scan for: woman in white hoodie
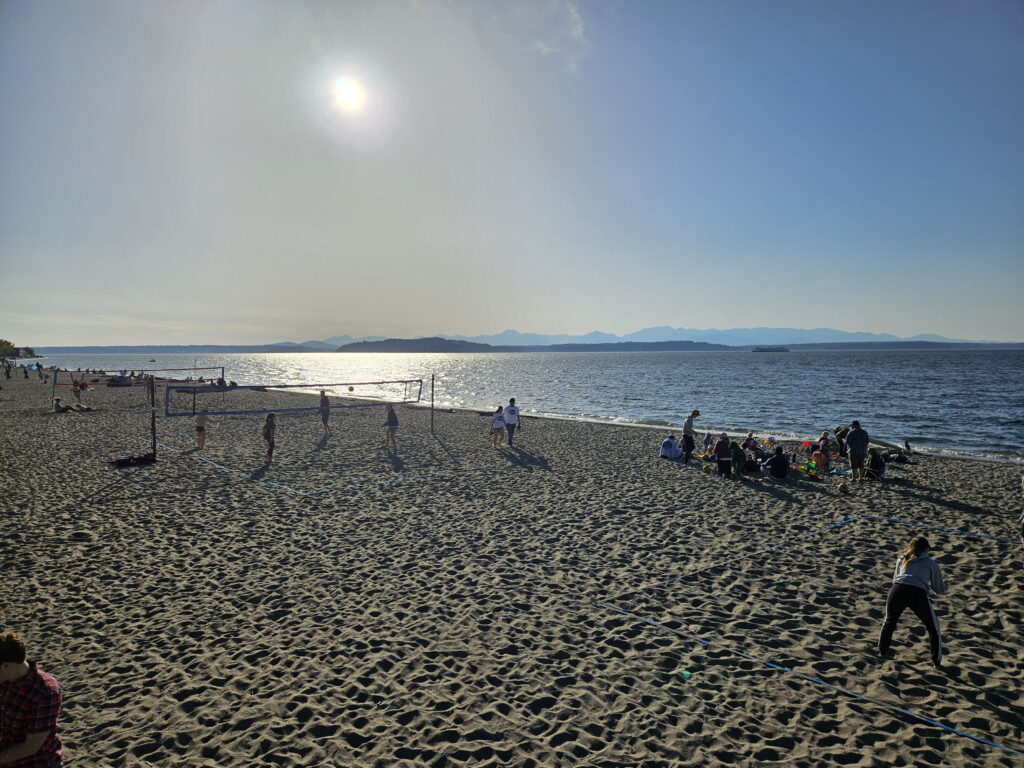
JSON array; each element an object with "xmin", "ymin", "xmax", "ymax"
[{"xmin": 878, "ymin": 536, "xmax": 946, "ymax": 667}]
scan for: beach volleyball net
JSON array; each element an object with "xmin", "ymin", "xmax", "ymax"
[
  {"xmin": 52, "ymin": 366, "xmax": 226, "ymax": 388},
  {"xmin": 163, "ymin": 378, "xmax": 423, "ymax": 418}
]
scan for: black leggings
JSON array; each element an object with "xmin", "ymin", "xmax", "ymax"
[
  {"xmin": 717, "ymin": 459, "xmax": 732, "ymax": 478},
  {"xmin": 878, "ymin": 583, "xmax": 942, "ymax": 664}
]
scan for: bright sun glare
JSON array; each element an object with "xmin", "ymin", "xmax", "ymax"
[{"xmin": 332, "ymin": 76, "xmax": 368, "ymax": 114}]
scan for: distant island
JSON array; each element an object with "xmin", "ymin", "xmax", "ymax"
[{"xmin": 752, "ymin": 346, "xmax": 790, "ymax": 352}]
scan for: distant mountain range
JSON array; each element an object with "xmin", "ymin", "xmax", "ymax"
[
  {"xmin": 443, "ymin": 327, "xmax": 991, "ymax": 347},
  {"xmin": 35, "ymin": 327, "xmax": 1020, "ymax": 355}
]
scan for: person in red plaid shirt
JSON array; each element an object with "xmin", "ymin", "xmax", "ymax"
[{"xmin": 0, "ymin": 633, "xmax": 62, "ymax": 767}]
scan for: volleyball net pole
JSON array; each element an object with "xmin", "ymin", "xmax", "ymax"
[
  {"xmin": 430, "ymin": 374, "xmax": 435, "ymax": 437},
  {"xmin": 148, "ymin": 377, "xmax": 157, "ymax": 459}
]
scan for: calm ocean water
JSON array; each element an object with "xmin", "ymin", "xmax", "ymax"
[{"xmin": 37, "ymin": 349, "xmax": 1024, "ymax": 462}]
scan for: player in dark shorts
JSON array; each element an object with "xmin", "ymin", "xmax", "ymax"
[
  {"xmin": 319, "ymin": 391, "xmax": 331, "ymax": 436},
  {"xmin": 263, "ymin": 413, "xmax": 276, "ymax": 461}
]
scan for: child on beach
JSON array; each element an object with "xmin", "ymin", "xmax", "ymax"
[
  {"xmin": 490, "ymin": 406, "xmax": 506, "ymax": 448},
  {"xmin": 878, "ymin": 536, "xmax": 946, "ymax": 667},
  {"xmin": 262, "ymin": 413, "xmax": 276, "ymax": 462},
  {"xmin": 817, "ymin": 431, "xmax": 832, "ymax": 470},
  {"xmin": 384, "ymin": 404, "xmax": 398, "ymax": 452}
]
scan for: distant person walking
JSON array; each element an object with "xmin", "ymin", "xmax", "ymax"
[
  {"xmin": 262, "ymin": 413, "xmax": 276, "ymax": 462},
  {"xmin": 504, "ymin": 398, "xmax": 520, "ymax": 447},
  {"xmin": 490, "ymin": 406, "xmax": 506, "ymax": 449},
  {"xmin": 384, "ymin": 404, "xmax": 399, "ymax": 452},
  {"xmin": 682, "ymin": 410, "xmax": 699, "ymax": 464},
  {"xmin": 319, "ymin": 391, "xmax": 331, "ymax": 436},
  {"xmin": 0, "ymin": 631, "xmax": 64, "ymax": 767},
  {"xmin": 846, "ymin": 420, "xmax": 869, "ymax": 481},
  {"xmin": 878, "ymin": 536, "xmax": 946, "ymax": 667}
]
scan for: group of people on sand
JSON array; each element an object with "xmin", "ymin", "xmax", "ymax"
[
  {"xmin": 488, "ymin": 398, "xmax": 521, "ymax": 449},
  {"xmin": 661, "ymin": 410, "xmax": 893, "ymax": 485}
]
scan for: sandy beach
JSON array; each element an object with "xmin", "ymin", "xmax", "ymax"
[{"xmin": 2, "ymin": 376, "xmax": 1022, "ymax": 767}]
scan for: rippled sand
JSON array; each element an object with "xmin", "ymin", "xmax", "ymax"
[{"xmin": 2, "ymin": 377, "xmax": 1021, "ymax": 767}]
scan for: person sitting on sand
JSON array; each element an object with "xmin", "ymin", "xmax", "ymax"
[
  {"xmin": 741, "ymin": 432, "xmax": 757, "ymax": 451},
  {"xmin": 864, "ymin": 447, "xmax": 886, "ymax": 481},
  {"xmin": 803, "ymin": 450, "xmax": 827, "ymax": 480},
  {"xmin": 660, "ymin": 435, "xmax": 682, "ymax": 461},
  {"xmin": 834, "ymin": 424, "xmax": 850, "ymax": 459},
  {"xmin": 713, "ymin": 433, "xmax": 732, "ymax": 478},
  {"xmin": 262, "ymin": 413, "xmax": 276, "ymax": 462},
  {"xmin": 730, "ymin": 440, "xmax": 746, "ymax": 479},
  {"xmin": 52, "ymin": 398, "xmax": 73, "ymax": 413},
  {"xmin": 0, "ymin": 631, "xmax": 64, "ymax": 767},
  {"xmin": 490, "ymin": 406, "xmax": 506, "ymax": 449},
  {"xmin": 195, "ymin": 410, "xmax": 217, "ymax": 449},
  {"xmin": 702, "ymin": 431, "xmax": 715, "ymax": 453},
  {"xmin": 761, "ymin": 446, "xmax": 789, "ymax": 481},
  {"xmin": 817, "ymin": 431, "xmax": 832, "ymax": 469},
  {"xmin": 384, "ymin": 404, "xmax": 398, "ymax": 452},
  {"xmin": 878, "ymin": 536, "xmax": 946, "ymax": 667}
]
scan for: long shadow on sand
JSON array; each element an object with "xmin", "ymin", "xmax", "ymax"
[
  {"xmin": 502, "ymin": 446, "xmax": 551, "ymax": 471},
  {"xmin": 249, "ymin": 463, "xmax": 271, "ymax": 480},
  {"xmin": 883, "ymin": 481, "xmax": 995, "ymax": 518}
]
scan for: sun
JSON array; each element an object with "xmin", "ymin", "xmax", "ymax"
[{"xmin": 332, "ymin": 76, "xmax": 368, "ymax": 114}]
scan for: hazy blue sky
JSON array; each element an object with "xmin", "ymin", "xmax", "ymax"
[{"xmin": 1, "ymin": 0, "xmax": 1022, "ymax": 344}]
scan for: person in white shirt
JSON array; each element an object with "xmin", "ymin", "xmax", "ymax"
[
  {"xmin": 660, "ymin": 435, "xmax": 683, "ymax": 461},
  {"xmin": 490, "ymin": 406, "xmax": 505, "ymax": 448},
  {"xmin": 504, "ymin": 398, "xmax": 520, "ymax": 446}
]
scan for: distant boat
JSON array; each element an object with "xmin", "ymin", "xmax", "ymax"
[
  {"xmin": 752, "ymin": 346, "xmax": 790, "ymax": 352},
  {"xmin": 148, "ymin": 359, "xmax": 157, "ymax": 362}
]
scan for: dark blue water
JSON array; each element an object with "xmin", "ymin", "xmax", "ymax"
[{"xmin": 39, "ymin": 349, "xmax": 1024, "ymax": 462}]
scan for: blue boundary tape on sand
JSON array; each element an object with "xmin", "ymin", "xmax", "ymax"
[{"xmin": 597, "ymin": 601, "xmax": 1024, "ymax": 757}]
